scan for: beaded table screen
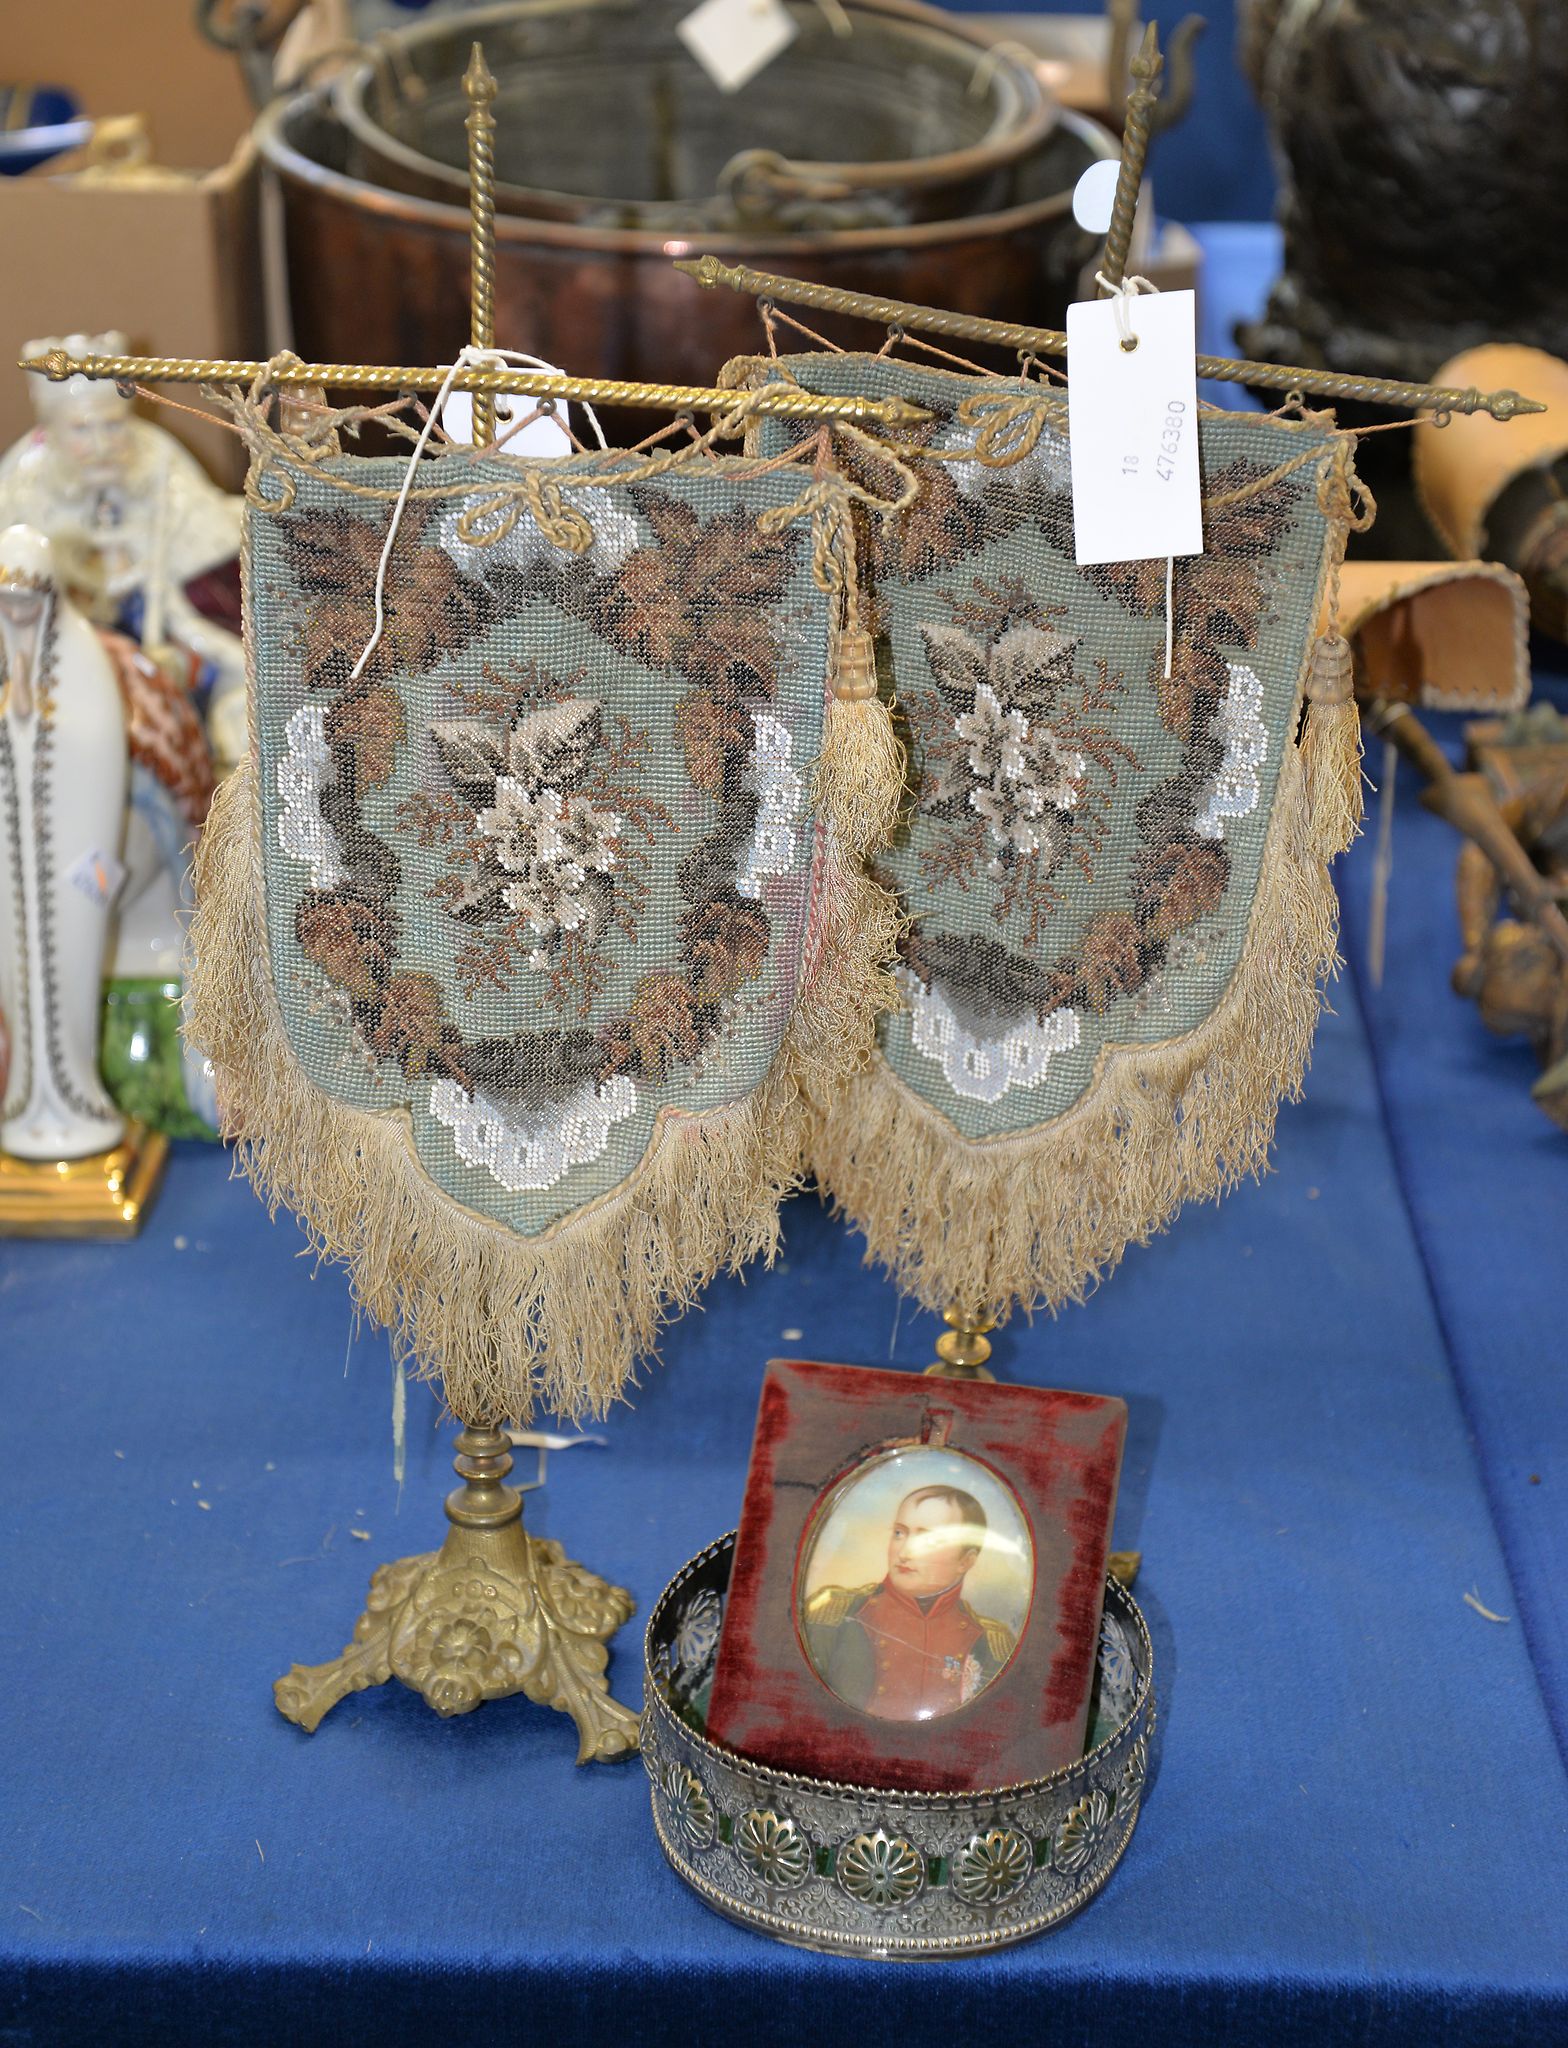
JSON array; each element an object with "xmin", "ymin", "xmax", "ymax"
[
  {"xmin": 744, "ymin": 353, "xmax": 1363, "ymax": 1318},
  {"xmin": 189, "ymin": 417, "xmax": 899, "ymax": 1422}
]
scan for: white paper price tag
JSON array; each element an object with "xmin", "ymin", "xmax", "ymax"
[
  {"xmin": 678, "ymin": 0, "xmax": 798, "ymax": 94},
  {"xmin": 1066, "ymin": 288, "xmax": 1203, "ymax": 567},
  {"xmin": 441, "ymin": 373, "xmax": 575, "ymax": 457}
]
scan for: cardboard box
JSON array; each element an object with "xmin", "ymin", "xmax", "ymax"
[{"xmin": 1, "ymin": 4, "xmax": 263, "ymax": 486}]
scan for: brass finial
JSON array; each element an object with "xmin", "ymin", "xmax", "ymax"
[
  {"xmin": 463, "ymin": 39, "xmax": 497, "ymax": 107},
  {"xmin": 1100, "ymin": 21, "xmax": 1163, "ymax": 292},
  {"xmin": 464, "ymin": 42, "xmax": 499, "ymax": 446}
]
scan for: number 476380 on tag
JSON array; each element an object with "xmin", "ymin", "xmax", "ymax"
[{"xmin": 1065, "ymin": 288, "xmax": 1204, "ymax": 568}]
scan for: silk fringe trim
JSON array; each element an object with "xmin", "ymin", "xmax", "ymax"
[
  {"xmin": 805, "ymin": 708, "xmax": 1361, "ymax": 1321},
  {"xmin": 185, "ymin": 693, "xmax": 903, "ymax": 1425}
]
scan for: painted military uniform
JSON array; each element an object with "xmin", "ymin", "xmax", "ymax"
[{"xmin": 804, "ymin": 1577, "xmax": 1015, "ymax": 1720}]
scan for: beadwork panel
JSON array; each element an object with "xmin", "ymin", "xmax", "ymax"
[
  {"xmin": 752, "ymin": 357, "xmax": 1340, "ymax": 1140},
  {"xmin": 246, "ymin": 453, "xmax": 832, "ymax": 1235}
]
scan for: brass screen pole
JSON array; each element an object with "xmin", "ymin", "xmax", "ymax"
[
  {"xmin": 673, "ymin": 258, "xmax": 1545, "ymax": 422},
  {"xmin": 1099, "ymin": 22, "xmax": 1163, "ymax": 291},
  {"xmin": 20, "ymin": 347, "xmax": 933, "ymax": 428},
  {"xmin": 464, "ymin": 43, "xmax": 499, "ymax": 447}
]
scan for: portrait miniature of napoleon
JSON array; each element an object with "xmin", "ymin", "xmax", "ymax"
[{"xmin": 800, "ymin": 1459, "xmax": 1031, "ymax": 1723}]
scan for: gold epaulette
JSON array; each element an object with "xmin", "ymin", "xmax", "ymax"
[
  {"xmin": 804, "ymin": 1582, "xmax": 879, "ymax": 1629},
  {"xmin": 976, "ymin": 1615, "xmax": 1016, "ymax": 1666}
]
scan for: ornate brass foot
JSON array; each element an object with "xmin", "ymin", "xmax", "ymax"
[
  {"xmin": 925, "ymin": 1303, "xmax": 998, "ymax": 1381},
  {"xmin": 274, "ymin": 1424, "xmax": 641, "ymax": 1761}
]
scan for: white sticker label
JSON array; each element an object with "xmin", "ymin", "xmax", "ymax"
[
  {"xmin": 1071, "ymin": 159, "xmax": 1121, "ymax": 235},
  {"xmin": 67, "ymin": 846, "xmax": 126, "ymax": 909},
  {"xmin": 441, "ymin": 370, "xmax": 575, "ymax": 457},
  {"xmin": 1066, "ymin": 289, "xmax": 1203, "ymax": 567},
  {"xmin": 678, "ymin": 0, "xmax": 798, "ymax": 94}
]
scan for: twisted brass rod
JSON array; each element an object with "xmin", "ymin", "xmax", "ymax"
[
  {"xmin": 673, "ymin": 258, "xmax": 1547, "ymax": 421},
  {"xmin": 463, "ymin": 43, "xmax": 498, "ymax": 447},
  {"xmin": 1099, "ymin": 22, "xmax": 1162, "ymax": 292},
  {"xmin": 19, "ymin": 348, "xmax": 934, "ymax": 428}
]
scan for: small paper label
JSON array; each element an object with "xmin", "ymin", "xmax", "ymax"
[
  {"xmin": 441, "ymin": 367, "xmax": 575, "ymax": 457},
  {"xmin": 678, "ymin": 0, "xmax": 798, "ymax": 94},
  {"xmin": 1066, "ymin": 288, "xmax": 1203, "ymax": 567},
  {"xmin": 1071, "ymin": 159, "xmax": 1121, "ymax": 235},
  {"xmin": 67, "ymin": 846, "xmax": 126, "ymax": 909}
]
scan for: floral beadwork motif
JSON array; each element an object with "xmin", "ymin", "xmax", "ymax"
[
  {"xmin": 735, "ymin": 1809, "xmax": 812, "ymax": 1890},
  {"xmin": 254, "ymin": 465, "xmax": 830, "ymax": 1230},
  {"xmin": 748, "ymin": 354, "xmax": 1337, "ymax": 1141},
  {"xmin": 837, "ymin": 1830, "xmax": 925, "ymax": 1910},
  {"xmin": 406, "ymin": 685, "xmax": 670, "ymax": 1019},
  {"xmin": 902, "ymin": 967, "xmax": 1080, "ymax": 1104},
  {"xmin": 277, "ymin": 704, "xmax": 344, "ymax": 887},
  {"xmin": 950, "ymin": 1828, "xmax": 1033, "ymax": 1908},
  {"xmin": 913, "ymin": 604, "xmax": 1129, "ymax": 926},
  {"xmin": 1195, "ymin": 663, "xmax": 1268, "ymax": 842}
]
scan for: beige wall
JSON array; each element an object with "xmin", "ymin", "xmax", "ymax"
[{"xmin": 10, "ymin": 0, "xmax": 255, "ymax": 171}]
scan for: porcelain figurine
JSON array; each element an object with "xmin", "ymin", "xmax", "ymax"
[
  {"xmin": 0, "ymin": 525, "xmax": 128, "ymax": 1161},
  {"xmin": 0, "ymin": 334, "xmax": 247, "ymax": 768},
  {"xmin": 96, "ymin": 630, "xmax": 219, "ymax": 1135}
]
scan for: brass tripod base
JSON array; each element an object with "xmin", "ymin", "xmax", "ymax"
[{"xmin": 273, "ymin": 1426, "xmax": 641, "ymax": 1762}]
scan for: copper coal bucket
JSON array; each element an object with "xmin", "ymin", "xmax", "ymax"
[
  {"xmin": 330, "ymin": 0, "xmax": 1055, "ymax": 231},
  {"xmin": 258, "ymin": 85, "xmax": 1113, "ymax": 400}
]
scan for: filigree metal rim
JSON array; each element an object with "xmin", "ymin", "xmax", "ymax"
[
  {"xmin": 651, "ymin": 1797, "xmax": 1142, "ymax": 1958},
  {"xmin": 642, "ymin": 1534, "xmax": 1155, "ymax": 1956},
  {"xmin": 642, "ymin": 1531, "xmax": 1154, "ymax": 1809}
]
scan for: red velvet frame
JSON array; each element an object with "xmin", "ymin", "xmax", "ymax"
[{"xmin": 707, "ymin": 1359, "xmax": 1127, "ymax": 1793}]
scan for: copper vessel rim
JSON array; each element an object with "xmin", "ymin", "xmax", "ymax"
[
  {"xmin": 328, "ymin": 0, "xmax": 1059, "ymax": 224},
  {"xmin": 255, "ymin": 93, "xmax": 1112, "ymax": 260}
]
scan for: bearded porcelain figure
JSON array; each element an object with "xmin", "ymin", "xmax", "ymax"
[
  {"xmin": 0, "ymin": 334, "xmax": 247, "ymax": 769},
  {"xmin": 0, "ymin": 526, "xmax": 128, "ymax": 1161}
]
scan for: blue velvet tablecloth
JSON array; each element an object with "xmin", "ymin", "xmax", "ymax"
[{"xmin": 3, "ymin": 231, "xmax": 1565, "ymax": 2046}]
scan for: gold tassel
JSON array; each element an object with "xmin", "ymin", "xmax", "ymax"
[
  {"xmin": 1300, "ymin": 631, "xmax": 1364, "ymax": 860},
  {"xmin": 816, "ymin": 625, "xmax": 906, "ymax": 862}
]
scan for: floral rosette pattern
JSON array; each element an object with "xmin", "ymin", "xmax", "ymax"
[
  {"xmin": 188, "ymin": 434, "xmax": 900, "ymax": 1422},
  {"xmin": 745, "ymin": 353, "xmax": 1362, "ymax": 1319}
]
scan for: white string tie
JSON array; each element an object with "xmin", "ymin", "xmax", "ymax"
[
  {"xmin": 351, "ymin": 345, "xmax": 608, "ymax": 683},
  {"xmin": 1093, "ymin": 270, "xmax": 1158, "ymax": 352},
  {"xmin": 1164, "ymin": 552, "xmax": 1175, "ymax": 682}
]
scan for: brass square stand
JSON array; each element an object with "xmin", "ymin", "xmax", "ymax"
[{"xmin": 0, "ymin": 1120, "xmax": 168, "ymax": 1238}]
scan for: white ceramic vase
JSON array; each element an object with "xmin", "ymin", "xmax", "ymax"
[{"xmin": 0, "ymin": 525, "xmax": 128, "ymax": 1160}]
